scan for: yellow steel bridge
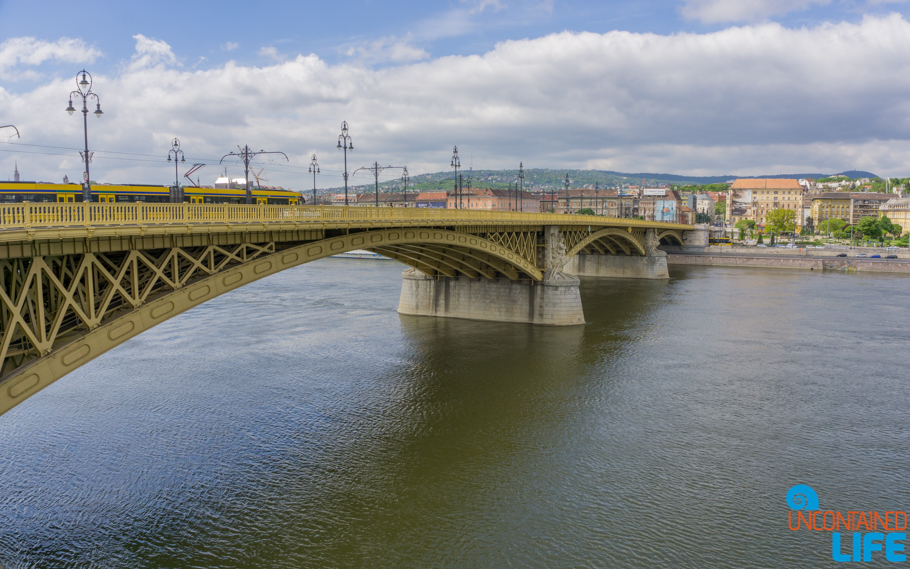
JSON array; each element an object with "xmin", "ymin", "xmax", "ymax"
[{"xmin": 0, "ymin": 203, "xmax": 693, "ymax": 416}]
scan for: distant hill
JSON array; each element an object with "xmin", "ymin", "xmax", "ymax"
[{"xmin": 319, "ymin": 168, "xmax": 880, "ymax": 194}]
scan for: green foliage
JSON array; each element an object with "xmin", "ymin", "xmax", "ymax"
[
  {"xmin": 818, "ymin": 218, "xmax": 846, "ymax": 234},
  {"xmin": 833, "ymin": 230, "xmax": 849, "ymax": 239},
  {"xmin": 735, "ymin": 219, "xmax": 755, "ymax": 232},
  {"xmin": 770, "ymin": 233, "xmax": 776, "ymax": 245},
  {"xmin": 714, "ymin": 202, "xmax": 726, "ymax": 216},
  {"xmin": 575, "ymin": 208, "xmax": 596, "ymax": 215},
  {"xmin": 756, "ymin": 233, "xmax": 764, "ymax": 244},
  {"xmin": 765, "ymin": 208, "xmax": 797, "ymax": 234},
  {"xmin": 803, "ymin": 217, "xmax": 814, "ymax": 235},
  {"xmin": 856, "ymin": 216, "xmax": 882, "ymax": 239}
]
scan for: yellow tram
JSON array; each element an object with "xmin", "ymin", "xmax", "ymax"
[{"xmin": 0, "ymin": 182, "xmax": 303, "ymax": 205}]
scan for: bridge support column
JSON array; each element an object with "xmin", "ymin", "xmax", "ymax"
[
  {"xmin": 563, "ymin": 251, "xmax": 669, "ymax": 279},
  {"xmin": 682, "ymin": 225, "xmax": 710, "ymax": 251},
  {"xmin": 397, "ymin": 269, "xmax": 585, "ymax": 326}
]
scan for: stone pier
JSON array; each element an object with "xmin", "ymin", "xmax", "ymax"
[
  {"xmin": 397, "ymin": 269, "xmax": 585, "ymax": 326},
  {"xmin": 563, "ymin": 251, "xmax": 670, "ymax": 279}
]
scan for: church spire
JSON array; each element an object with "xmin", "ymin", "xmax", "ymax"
[{"xmin": 14, "ymin": 162, "xmax": 19, "ymax": 182}]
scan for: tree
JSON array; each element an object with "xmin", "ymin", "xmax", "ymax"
[
  {"xmin": 575, "ymin": 208, "xmax": 595, "ymax": 215},
  {"xmin": 856, "ymin": 216, "xmax": 882, "ymax": 240},
  {"xmin": 766, "ymin": 208, "xmax": 796, "ymax": 234},
  {"xmin": 756, "ymin": 233, "xmax": 764, "ymax": 244},
  {"xmin": 818, "ymin": 219, "xmax": 846, "ymax": 235},
  {"xmin": 735, "ymin": 219, "xmax": 755, "ymax": 240},
  {"xmin": 804, "ymin": 216, "xmax": 814, "ymax": 235},
  {"xmin": 715, "ymin": 201, "xmax": 726, "ymax": 217}
]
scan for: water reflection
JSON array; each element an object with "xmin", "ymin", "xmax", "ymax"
[{"xmin": 0, "ymin": 261, "xmax": 908, "ymax": 568}]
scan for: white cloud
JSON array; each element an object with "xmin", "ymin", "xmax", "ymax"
[
  {"xmin": 258, "ymin": 46, "xmax": 284, "ymax": 61},
  {"xmin": 222, "ymin": 42, "xmax": 239, "ymax": 52},
  {"xmin": 0, "ymin": 37, "xmax": 102, "ymax": 79},
  {"xmin": 6, "ymin": 15, "xmax": 910, "ymax": 189},
  {"xmin": 344, "ymin": 35, "xmax": 429, "ymax": 63},
  {"xmin": 462, "ymin": 0, "xmax": 505, "ymax": 14},
  {"xmin": 127, "ymin": 34, "xmax": 177, "ymax": 71},
  {"xmin": 680, "ymin": 0, "xmax": 830, "ymax": 23}
]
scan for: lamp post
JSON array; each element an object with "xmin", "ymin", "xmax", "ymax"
[
  {"xmin": 561, "ymin": 172, "xmax": 569, "ymax": 214},
  {"xmin": 451, "ymin": 146, "xmax": 460, "ymax": 209},
  {"xmin": 401, "ymin": 167, "xmax": 410, "ymax": 207},
  {"xmin": 167, "ymin": 138, "xmax": 185, "ymax": 203},
  {"xmin": 308, "ymin": 154, "xmax": 320, "ymax": 205},
  {"xmin": 66, "ymin": 70, "xmax": 103, "ymax": 202},
  {"xmin": 337, "ymin": 122, "xmax": 354, "ymax": 205},
  {"xmin": 518, "ymin": 162, "xmax": 525, "ymax": 212},
  {"xmin": 0, "ymin": 125, "xmax": 20, "ymax": 139}
]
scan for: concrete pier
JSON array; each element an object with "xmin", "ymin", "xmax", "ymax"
[
  {"xmin": 397, "ymin": 268, "xmax": 585, "ymax": 326},
  {"xmin": 564, "ymin": 252, "xmax": 670, "ymax": 279}
]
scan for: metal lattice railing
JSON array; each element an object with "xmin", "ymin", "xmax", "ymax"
[{"xmin": 0, "ymin": 203, "xmax": 693, "ymax": 231}]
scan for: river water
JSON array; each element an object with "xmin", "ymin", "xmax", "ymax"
[{"xmin": 0, "ymin": 260, "xmax": 908, "ymax": 568}]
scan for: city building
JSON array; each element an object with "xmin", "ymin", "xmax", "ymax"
[
  {"xmin": 727, "ymin": 179, "xmax": 804, "ymax": 227},
  {"xmin": 416, "ymin": 191, "xmax": 448, "ymax": 208},
  {"xmin": 695, "ymin": 194, "xmax": 715, "ymax": 221},
  {"xmin": 638, "ymin": 188, "xmax": 682, "ymax": 223},
  {"xmin": 879, "ymin": 197, "xmax": 910, "ymax": 235},
  {"xmin": 680, "ymin": 205, "xmax": 695, "ymax": 224},
  {"xmin": 554, "ymin": 189, "xmax": 620, "ymax": 215},
  {"xmin": 447, "ymin": 187, "xmax": 540, "ymax": 211},
  {"xmin": 811, "ymin": 192, "xmax": 893, "ymax": 226}
]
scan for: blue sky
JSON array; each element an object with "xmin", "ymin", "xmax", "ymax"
[{"xmin": 3, "ymin": 0, "xmax": 910, "ymax": 188}]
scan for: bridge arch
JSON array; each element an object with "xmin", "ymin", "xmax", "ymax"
[
  {"xmin": 0, "ymin": 228, "xmax": 541, "ymax": 416},
  {"xmin": 564, "ymin": 227, "xmax": 647, "ymax": 258},
  {"xmin": 657, "ymin": 230, "xmax": 684, "ymax": 246}
]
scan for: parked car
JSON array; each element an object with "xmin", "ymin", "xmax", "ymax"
[
  {"xmin": 870, "ymin": 254, "xmax": 881, "ymax": 258},
  {"xmin": 855, "ymin": 254, "xmax": 868, "ymax": 258},
  {"xmin": 836, "ymin": 253, "xmax": 847, "ymax": 257},
  {"xmin": 886, "ymin": 255, "xmax": 898, "ymax": 259}
]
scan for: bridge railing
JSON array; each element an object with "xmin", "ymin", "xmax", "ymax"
[{"xmin": 0, "ymin": 202, "xmax": 693, "ymax": 230}]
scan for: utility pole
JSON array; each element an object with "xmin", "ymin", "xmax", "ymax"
[
  {"xmin": 308, "ymin": 154, "xmax": 320, "ymax": 205},
  {"xmin": 220, "ymin": 145, "xmax": 288, "ymax": 204},
  {"xmin": 353, "ymin": 163, "xmax": 408, "ymax": 207},
  {"xmin": 518, "ymin": 162, "xmax": 525, "ymax": 212},
  {"xmin": 167, "ymin": 139, "xmax": 185, "ymax": 203},
  {"xmin": 562, "ymin": 172, "xmax": 569, "ymax": 214}
]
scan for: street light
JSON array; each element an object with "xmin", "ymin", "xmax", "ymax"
[
  {"xmin": 0, "ymin": 125, "xmax": 20, "ymax": 139},
  {"xmin": 167, "ymin": 138, "xmax": 185, "ymax": 202},
  {"xmin": 308, "ymin": 154, "xmax": 320, "ymax": 205},
  {"xmin": 518, "ymin": 162, "xmax": 525, "ymax": 213},
  {"xmin": 337, "ymin": 121, "xmax": 354, "ymax": 205},
  {"xmin": 66, "ymin": 69, "xmax": 102, "ymax": 202},
  {"xmin": 401, "ymin": 167, "xmax": 410, "ymax": 207},
  {"xmin": 561, "ymin": 172, "xmax": 569, "ymax": 214},
  {"xmin": 451, "ymin": 146, "xmax": 461, "ymax": 209}
]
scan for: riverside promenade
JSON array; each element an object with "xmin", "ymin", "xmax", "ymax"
[{"xmin": 663, "ymin": 246, "xmax": 910, "ymax": 273}]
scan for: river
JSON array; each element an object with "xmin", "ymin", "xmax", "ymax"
[{"xmin": 1, "ymin": 260, "xmax": 908, "ymax": 568}]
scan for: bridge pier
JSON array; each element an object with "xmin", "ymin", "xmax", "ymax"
[
  {"xmin": 397, "ymin": 269, "xmax": 585, "ymax": 326},
  {"xmin": 563, "ymin": 251, "xmax": 670, "ymax": 279}
]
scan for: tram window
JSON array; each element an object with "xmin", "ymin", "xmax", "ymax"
[
  {"xmin": 267, "ymin": 198, "xmax": 290, "ymax": 205},
  {"xmin": 0, "ymin": 194, "xmax": 18, "ymax": 203}
]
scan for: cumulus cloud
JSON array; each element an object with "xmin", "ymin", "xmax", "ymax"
[
  {"xmin": 222, "ymin": 42, "xmax": 239, "ymax": 51},
  {"xmin": 127, "ymin": 34, "xmax": 177, "ymax": 71},
  {"xmin": 0, "ymin": 37, "xmax": 102, "ymax": 79},
  {"xmin": 680, "ymin": 0, "xmax": 830, "ymax": 23},
  {"xmin": 5, "ymin": 15, "xmax": 910, "ymax": 189},
  {"xmin": 344, "ymin": 35, "xmax": 429, "ymax": 63}
]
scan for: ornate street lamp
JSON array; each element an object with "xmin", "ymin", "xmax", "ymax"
[
  {"xmin": 451, "ymin": 146, "xmax": 461, "ymax": 209},
  {"xmin": 308, "ymin": 154, "xmax": 320, "ymax": 205},
  {"xmin": 66, "ymin": 70, "xmax": 103, "ymax": 202},
  {"xmin": 401, "ymin": 167, "xmax": 410, "ymax": 207},
  {"xmin": 337, "ymin": 122, "xmax": 354, "ymax": 205},
  {"xmin": 518, "ymin": 162, "xmax": 525, "ymax": 213},
  {"xmin": 167, "ymin": 138, "xmax": 185, "ymax": 202}
]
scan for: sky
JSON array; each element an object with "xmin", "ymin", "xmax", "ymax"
[{"xmin": 2, "ymin": 0, "xmax": 910, "ymax": 190}]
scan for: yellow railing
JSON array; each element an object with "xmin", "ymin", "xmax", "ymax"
[{"xmin": 0, "ymin": 203, "xmax": 693, "ymax": 231}]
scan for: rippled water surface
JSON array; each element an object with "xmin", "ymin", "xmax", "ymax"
[{"xmin": 1, "ymin": 260, "xmax": 909, "ymax": 568}]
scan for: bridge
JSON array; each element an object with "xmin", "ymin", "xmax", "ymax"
[{"xmin": 0, "ymin": 203, "xmax": 699, "ymax": 416}]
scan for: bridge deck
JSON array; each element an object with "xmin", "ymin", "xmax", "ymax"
[{"xmin": 0, "ymin": 203, "xmax": 692, "ymax": 242}]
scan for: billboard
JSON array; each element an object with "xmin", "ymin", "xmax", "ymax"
[
  {"xmin": 655, "ymin": 199, "xmax": 677, "ymax": 222},
  {"xmin": 642, "ymin": 188, "xmax": 666, "ymax": 196},
  {"xmin": 729, "ymin": 189, "xmax": 752, "ymax": 217}
]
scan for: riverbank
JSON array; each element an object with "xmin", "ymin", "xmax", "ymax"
[{"xmin": 666, "ymin": 251, "xmax": 910, "ymax": 273}]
